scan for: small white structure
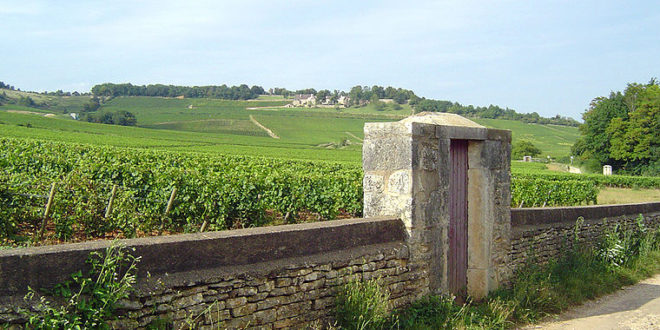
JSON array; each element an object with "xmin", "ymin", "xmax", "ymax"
[
  {"xmin": 523, "ymin": 156, "xmax": 532, "ymax": 162},
  {"xmin": 69, "ymin": 113, "xmax": 79, "ymax": 120},
  {"xmin": 603, "ymin": 165, "xmax": 613, "ymax": 176}
]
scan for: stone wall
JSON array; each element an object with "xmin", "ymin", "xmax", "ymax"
[
  {"xmin": 509, "ymin": 202, "xmax": 660, "ymax": 271},
  {"xmin": 0, "ymin": 218, "xmax": 428, "ymax": 328}
]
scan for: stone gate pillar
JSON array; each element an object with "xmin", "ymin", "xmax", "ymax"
[{"xmin": 363, "ymin": 113, "xmax": 511, "ymax": 298}]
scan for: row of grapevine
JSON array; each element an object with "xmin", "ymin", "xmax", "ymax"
[
  {"xmin": 2, "ymin": 136, "xmax": 652, "ymax": 246},
  {"xmin": 0, "ymin": 137, "xmax": 362, "ymax": 244},
  {"xmin": 512, "ymin": 168, "xmax": 660, "ymax": 189},
  {"xmin": 511, "ymin": 178, "xmax": 599, "ymax": 207}
]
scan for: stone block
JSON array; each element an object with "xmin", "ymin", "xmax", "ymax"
[
  {"xmin": 257, "ymin": 297, "xmax": 282, "ymax": 311},
  {"xmin": 268, "ymin": 286, "xmax": 297, "ymax": 297},
  {"xmin": 235, "ymin": 287, "xmax": 258, "ymax": 297},
  {"xmin": 226, "ymin": 297, "xmax": 247, "ymax": 309},
  {"xmin": 303, "ymin": 272, "xmax": 320, "ymax": 282},
  {"xmin": 467, "ymin": 268, "xmax": 488, "ymax": 300},
  {"xmin": 486, "ymin": 129, "xmax": 512, "ymax": 142},
  {"xmin": 116, "ymin": 299, "xmax": 143, "ymax": 311},
  {"xmin": 276, "ymin": 301, "xmax": 312, "ymax": 320},
  {"xmin": 364, "ymin": 122, "xmax": 411, "ymax": 138},
  {"xmin": 299, "ymin": 279, "xmax": 325, "ymax": 291},
  {"xmin": 173, "ymin": 293, "xmax": 204, "ymax": 309},
  {"xmin": 258, "ymin": 281, "xmax": 275, "ymax": 292},
  {"xmin": 363, "ymin": 137, "xmax": 413, "ymax": 171},
  {"xmin": 273, "ymin": 317, "xmax": 302, "ymax": 329},
  {"xmin": 413, "ymin": 143, "xmax": 439, "ymax": 171},
  {"xmin": 247, "ymin": 292, "xmax": 269, "ymax": 303},
  {"xmin": 275, "ymin": 278, "xmax": 292, "ymax": 288},
  {"xmin": 363, "ymin": 174, "xmax": 385, "ymax": 193},
  {"xmin": 387, "ymin": 170, "xmax": 412, "ymax": 195},
  {"xmin": 253, "ymin": 308, "xmax": 277, "ymax": 325},
  {"xmin": 231, "ymin": 303, "xmax": 257, "ymax": 317},
  {"xmin": 224, "ymin": 314, "xmax": 257, "ymax": 328}
]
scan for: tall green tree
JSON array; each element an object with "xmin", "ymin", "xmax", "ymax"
[
  {"xmin": 571, "ymin": 91, "xmax": 627, "ymax": 167},
  {"xmin": 607, "ymin": 83, "xmax": 660, "ymax": 174},
  {"xmin": 572, "ymin": 79, "xmax": 659, "ymax": 175}
]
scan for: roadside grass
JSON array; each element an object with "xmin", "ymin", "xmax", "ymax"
[
  {"xmin": 598, "ymin": 187, "xmax": 660, "ymax": 205},
  {"xmin": 336, "ymin": 217, "xmax": 660, "ymax": 329}
]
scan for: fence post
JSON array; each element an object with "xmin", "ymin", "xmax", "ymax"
[
  {"xmin": 105, "ymin": 185, "xmax": 118, "ymax": 218},
  {"xmin": 165, "ymin": 187, "xmax": 177, "ymax": 215},
  {"xmin": 37, "ymin": 182, "xmax": 57, "ymax": 241}
]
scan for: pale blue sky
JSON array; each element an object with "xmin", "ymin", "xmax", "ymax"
[{"xmin": 1, "ymin": 0, "xmax": 659, "ymax": 120}]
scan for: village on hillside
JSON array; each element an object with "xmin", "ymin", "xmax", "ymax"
[{"xmin": 286, "ymin": 93, "xmax": 351, "ymax": 108}]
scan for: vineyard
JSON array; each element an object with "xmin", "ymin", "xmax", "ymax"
[
  {"xmin": 1, "ymin": 137, "xmax": 658, "ymax": 247},
  {"xmin": 0, "ymin": 138, "xmax": 362, "ymax": 246}
]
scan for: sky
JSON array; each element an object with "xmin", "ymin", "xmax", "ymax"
[{"xmin": 1, "ymin": 0, "xmax": 659, "ymax": 120}]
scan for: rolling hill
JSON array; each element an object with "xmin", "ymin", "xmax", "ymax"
[{"xmin": 0, "ymin": 91, "xmax": 579, "ymax": 162}]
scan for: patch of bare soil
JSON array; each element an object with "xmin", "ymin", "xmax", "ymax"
[{"xmin": 6, "ymin": 110, "xmax": 55, "ymax": 117}]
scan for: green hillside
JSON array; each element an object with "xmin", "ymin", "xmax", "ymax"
[
  {"xmin": 0, "ymin": 92, "xmax": 579, "ymax": 162},
  {"xmin": 472, "ymin": 118, "xmax": 579, "ymax": 159}
]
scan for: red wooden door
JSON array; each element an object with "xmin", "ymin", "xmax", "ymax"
[{"xmin": 449, "ymin": 139, "xmax": 468, "ymax": 296}]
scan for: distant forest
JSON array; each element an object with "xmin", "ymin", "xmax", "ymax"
[
  {"xmin": 1, "ymin": 80, "xmax": 579, "ymax": 126},
  {"xmin": 91, "ymin": 83, "xmax": 265, "ymax": 100},
  {"xmin": 411, "ymin": 98, "xmax": 579, "ymax": 126}
]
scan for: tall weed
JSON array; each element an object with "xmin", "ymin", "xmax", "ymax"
[
  {"xmin": 22, "ymin": 242, "xmax": 140, "ymax": 329},
  {"xmin": 335, "ymin": 278, "xmax": 393, "ymax": 330}
]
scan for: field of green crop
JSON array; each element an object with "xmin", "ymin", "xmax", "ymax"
[
  {"xmin": 0, "ymin": 137, "xmax": 363, "ymax": 246},
  {"xmin": 0, "ymin": 109, "xmax": 362, "ymax": 163}
]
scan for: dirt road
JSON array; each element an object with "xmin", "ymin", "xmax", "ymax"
[
  {"xmin": 249, "ymin": 115, "xmax": 279, "ymax": 139},
  {"xmin": 527, "ymin": 274, "xmax": 660, "ymax": 329}
]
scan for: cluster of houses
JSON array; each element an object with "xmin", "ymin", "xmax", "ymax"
[{"xmin": 287, "ymin": 94, "xmax": 350, "ymax": 108}]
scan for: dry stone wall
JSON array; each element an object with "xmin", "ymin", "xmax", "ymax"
[
  {"xmin": 109, "ymin": 243, "xmax": 423, "ymax": 329},
  {"xmin": 509, "ymin": 202, "xmax": 660, "ymax": 271},
  {"xmin": 0, "ymin": 218, "xmax": 428, "ymax": 328}
]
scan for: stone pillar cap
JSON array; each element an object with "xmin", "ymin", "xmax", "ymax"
[{"xmin": 399, "ymin": 112, "xmax": 485, "ymax": 128}]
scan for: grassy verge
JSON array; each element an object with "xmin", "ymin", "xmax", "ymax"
[
  {"xmin": 336, "ymin": 216, "xmax": 660, "ymax": 329},
  {"xmin": 598, "ymin": 187, "xmax": 660, "ymax": 204}
]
